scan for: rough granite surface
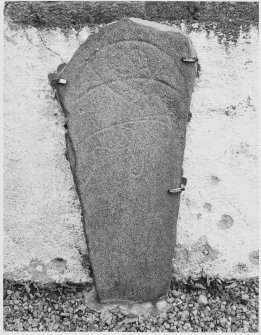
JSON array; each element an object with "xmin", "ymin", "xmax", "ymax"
[{"xmin": 55, "ymin": 18, "xmax": 197, "ymax": 303}]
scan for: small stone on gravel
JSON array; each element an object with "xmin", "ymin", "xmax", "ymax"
[
  {"xmin": 167, "ymin": 296, "xmax": 175, "ymax": 303},
  {"xmin": 242, "ymin": 294, "xmax": 249, "ymax": 301},
  {"xmin": 198, "ymin": 294, "xmax": 208, "ymax": 305},
  {"xmin": 172, "ymin": 290, "xmax": 181, "ymax": 297},
  {"xmin": 181, "ymin": 310, "xmax": 189, "ymax": 320}
]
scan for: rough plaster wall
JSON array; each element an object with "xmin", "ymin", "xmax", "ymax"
[
  {"xmin": 4, "ymin": 25, "xmax": 92, "ymax": 283},
  {"xmin": 176, "ymin": 26, "xmax": 259, "ymax": 279},
  {"xmin": 4, "ymin": 23, "xmax": 259, "ymax": 283}
]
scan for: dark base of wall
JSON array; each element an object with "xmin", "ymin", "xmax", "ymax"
[{"xmin": 5, "ymin": 1, "xmax": 259, "ymax": 31}]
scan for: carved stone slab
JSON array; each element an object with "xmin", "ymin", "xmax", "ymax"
[{"xmin": 55, "ymin": 18, "xmax": 197, "ymax": 303}]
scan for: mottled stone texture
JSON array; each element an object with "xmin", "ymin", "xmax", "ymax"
[{"xmin": 55, "ymin": 18, "xmax": 197, "ymax": 303}]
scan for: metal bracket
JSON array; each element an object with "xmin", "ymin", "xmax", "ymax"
[
  {"xmin": 182, "ymin": 57, "xmax": 198, "ymax": 63},
  {"xmin": 168, "ymin": 186, "xmax": 185, "ymax": 194},
  {"xmin": 51, "ymin": 78, "xmax": 67, "ymax": 86},
  {"xmin": 168, "ymin": 177, "xmax": 187, "ymax": 194}
]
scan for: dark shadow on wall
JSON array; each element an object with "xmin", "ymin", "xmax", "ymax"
[{"xmin": 4, "ymin": 1, "xmax": 259, "ymax": 44}]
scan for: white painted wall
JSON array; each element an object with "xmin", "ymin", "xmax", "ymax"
[
  {"xmin": 4, "ymin": 22, "xmax": 259, "ymax": 283},
  {"xmin": 177, "ymin": 27, "xmax": 259, "ymax": 280},
  {"xmin": 4, "ymin": 25, "xmax": 92, "ymax": 283}
]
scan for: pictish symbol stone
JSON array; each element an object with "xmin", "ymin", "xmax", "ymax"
[{"xmin": 54, "ymin": 18, "xmax": 197, "ymax": 303}]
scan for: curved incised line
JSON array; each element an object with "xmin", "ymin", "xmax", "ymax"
[
  {"xmin": 84, "ymin": 39, "xmax": 184, "ymax": 75},
  {"xmin": 78, "ymin": 117, "xmax": 172, "ymax": 147},
  {"xmin": 83, "ymin": 77, "xmax": 183, "ymax": 97},
  {"xmin": 85, "ymin": 39, "xmax": 173, "ymax": 61},
  {"xmin": 86, "ymin": 132, "xmax": 167, "ymax": 153}
]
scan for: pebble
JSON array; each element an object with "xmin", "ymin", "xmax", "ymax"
[
  {"xmin": 163, "ymin": 322, "xmax": 170, "ymax": 329},
  {"xmin": 184, "ymin": 322, "xmax": 191, "ymax": 328},
  {"xmin": 167, "ymin": 297, "xmax": 174, "ymax": 303},
  {"xmin": 219, "ymin": 317, "xmax": 226, "ymax": 327},
  {"xmin": 210, "ymin": 322, "xmax": 215, "ymax": 328},
  {"xmin": 172, "ymin": 290, "xmax": 181, "ymax": 297},
  {"xmin": 192, "ymin": 22, "xmax": 199, "ymax": 28},
  {"xmin": 181, "ymin": 310, "xmax": 189, "ymax": 320},
  {"xmin": 198, "ymin": 294, "xmax": 208, "ymax": 305},
  {"xmin": 203, "ymin": 309, "xmax": 209, "ymax": 317},
  {"xmin": 250, "ymin": 314, "xmax": 257, "ymax": 320},
  {"xmin": 242, "ymin": 294, "xmax": 249, "ymax": 301}
]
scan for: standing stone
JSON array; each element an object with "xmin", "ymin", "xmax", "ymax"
[{"xmin": 54, "ymin": 18, "xmax": 197, "ymax": 303}]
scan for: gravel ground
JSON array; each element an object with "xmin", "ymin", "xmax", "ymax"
[{"xmin": 3, "ymin": 277, "xmax": 258, "ymax": 332}]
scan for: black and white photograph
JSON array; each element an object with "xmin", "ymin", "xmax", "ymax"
[{"xmin": 3, "ymin": 0, "xmax": 259, "ymax": 332}]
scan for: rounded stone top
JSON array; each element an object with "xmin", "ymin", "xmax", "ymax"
[
  {"xmin": 129, "ymin": 18, "xmax": 183, "ymax": 33},
  {"xmin": 128, "ymin": 18, "xmax": 196, "ymax": 58}
]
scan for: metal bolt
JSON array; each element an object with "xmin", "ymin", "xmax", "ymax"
[
  {"xmin": 182, "ymin": 57, "xmax": 198, "ymax": 63},
  {"xmin": 58, "ymin": 79, "xmax": 67, "ymax": 85}
]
